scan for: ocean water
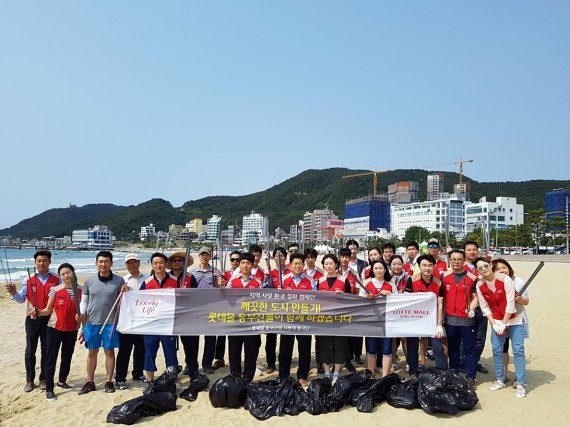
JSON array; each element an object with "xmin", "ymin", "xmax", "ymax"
[{"xmin": 0, "ymin": 248, "xmax": 151, "ymax": 283}]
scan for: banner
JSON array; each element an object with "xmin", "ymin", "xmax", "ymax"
[{"xmin": 118, "ymin": 288, "xmax": 437, "ymax": 338}]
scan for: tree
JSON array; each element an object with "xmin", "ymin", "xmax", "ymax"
[{"xmin": 403, "ymin": 226, "xmax": 431, "ymax": 244}]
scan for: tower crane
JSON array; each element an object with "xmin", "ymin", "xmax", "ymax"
[
  {"xmin": 425, "ymin": 158, "xmax": 474, "ymax": 184},
  {"xmin": 342, "ymin": 170, "xmax": 391, "ymax": 197}
]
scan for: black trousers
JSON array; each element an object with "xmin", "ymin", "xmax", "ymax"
[
  {"xmin": 202, "ymin": 335, "xmax": 226, "ymax": 368},
  {"xmin": 278, "ymin": 335, "xmax": 311, "ymax": 380},
  {"xmin": 180, "ymin": 335, "xmax": 199, "ymax": 377},
  {"xmin": 24, "ymin": 316, "xmax": 49, "ymax": 383},
  {"xmin": 45, "ymin": 327, "xmax": 77, "ymax": 392},
  {"xmin": 228, "ymin": 335, "xmax": 261, "ymax": 383},
  {"xmin": 347, "ymin": 336, "xmax": 363, "ymax": 359},
  {"xmin": 265, "ymin": 333, "xmax": 278, "ymax": 367},
  {"xmin": 315, "ymin": 336, "xmax": 322, "ymax": 366},
  {"xmin": 115, "ymin": 332, "xmax": 145, "ymax": 382}
]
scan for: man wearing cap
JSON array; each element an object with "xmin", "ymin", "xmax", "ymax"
[
  {"xmin": 167, "ymin": 251, "xmax": 199, "ymax": 378},
  {"xmin": 191, "ymin": 246, "xmax": 224, "ymax": 374},
  {"xmin": 115, "ymin": 254, "xmax": 149, "ymax": 390},
  {"xmin": 426, "ymin": 238, "xmax": 448, "ymax": 279}
]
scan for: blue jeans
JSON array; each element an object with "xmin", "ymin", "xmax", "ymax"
[
  {"xmin": 143, "ymin": 335, "xmax": 178, "ymax": 372},
  {"xmin": 447, "ymin": 324, "xmax": 476, "ymax": 378},
  {"xmin": 365, "ymin": 337, "xmax": 392, "ymax": 356},
  {"xmin": 490, "ymin": 324, "xmax": 526, "ymax": 385}
]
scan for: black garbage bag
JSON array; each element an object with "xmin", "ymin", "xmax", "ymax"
[
  {"xmin": 143, "ymin": 365, "xmax": 179, "ymax": 396},
  {"xmin": 306, "ymin": 377, "xmax": 336, "ymax": 415},
  {"xmin": 209, "ymin": 375, "xmax": 248, "ymax": 408},
  {"xmin": 329, "ymin": 369, "xmax": 372, "ymax": 406},
  {"xmin": 417, "ymin": 368, "xmax": 479, "ymax": 415},
  {"xmin": 180, "ymin": 373, "xmax": 210, "ymax": 402},
  {"xmin": 106, "ymin": 391, "xmax": 177, "ymax": 425},
  {"xmin": 244, "ymin": 377, "xmax": 307, "ymax": 420},
  {"xmin": 351, "ymin": 374, "xmax": 403, "ymax": 413},
  {"xmin": 386, "ymin": 378, "xmax": 420, "ymax": 410}
]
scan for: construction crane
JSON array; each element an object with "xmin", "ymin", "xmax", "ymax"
[
  {"xmin": 342, "ymin": 170, "xmax": 390, "ymax": 197},
  {"xmin": 425, "ymin": 158, "xmax": 474, "ymax": 184}
]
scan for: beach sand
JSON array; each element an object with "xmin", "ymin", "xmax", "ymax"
[{"xmin": 1, "ymin": 259, "xmax": 569, "ymax": 426}]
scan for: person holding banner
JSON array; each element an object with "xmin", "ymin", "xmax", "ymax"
[
  {"xmin": 278, "ymin": 252, "xmax": 313, "ymax": 386},
  {"xmin": 317, "ymin": 254, "xmax": 351, "ymax": 385},
  {"xmin": 360, "ymin": 260, "xmax": 393, "ymax": 378},
  {"xmin": 404, "ymin": 254, "xmax": 445, "ymax": 376},
  {"xmin": 35, "ymin": 263, "xmax": 81, "ymax": 401},
  {"xmin": 227, "ymin": 252, "xmax": 262, "ymax": 383},
  {"xmin": 475, "ymin": 257, "xmax": 527, "ymax": 398},
  {"xmin": 303, "ymin": 248, "xmax": 325, "ymax": 373},
  {"xmin": 338, "ymin": 247, "xmax": 359, "ymax": 373},
  {"xmin": 491, "ymin": 259, "xmax": 530, "ymax": 387},
  {"xmin": 389, "ymin": 255, "xmax": 410, "ymax": 372},
  {"xmin": 140, "ymin": 253, "xmax": 179, "ymax": 382}
]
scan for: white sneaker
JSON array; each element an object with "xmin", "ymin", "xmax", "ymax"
[
  {"xmin": 490, "ymin": 380, "xmax": 506, "ymax": 391},
  {"xmin": 331, "ymin": 373, "xmax": 339, "ymax": 386},
  {"xmin": 515, "ymin": 385, "xmax": 527, "ymax": 398}
]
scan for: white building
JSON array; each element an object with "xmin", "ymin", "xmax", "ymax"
[
  {"xmin": 242, "ymin": 212, "xmax": 268, "ymax": 246},
  {"xmin": 72, "ymin": 225, "xmax": 113, "ymax": 249},
  {"xmin": 206, "ymin": 215, "xmax": 222, "ymax": 241},
  {"xmin": 303, "ymin": 209, "xmax": 337, "ymax": 243},
  {"xmin": 140, "ymin": 223, "xmax": 156, "ymax": 241},
  {"xmin": 464, "ymin": 196, "xmax": 524, "ymax": 234},
  {"xmin": 427, "ymin": 173, "xmax": 445, "ymax": 201},
  {"xmin": 391, "ymin": 197, "xmax": 467, "ymax": 239}
]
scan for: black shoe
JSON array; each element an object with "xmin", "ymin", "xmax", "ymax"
[
  {"xmin": 426, "ymin": 349, "xmax": 435, "ymax": 361},
  {"xmin": 45, "ymin": 391, "xmax": 57, "ymax": 401},
  {"xmin": 39, "ymin": 380, "xmax": 47, "ymax": 390},
  {"xmin": 23, "ymin": 381, "xmax": 35, "ymax": 392},
  {"xmin": 203, "ymin": 367, "xmax": 215, "ymax": 375},
  {"xmin": 466, "ymin": 376, "xmax": 477, "ymax": 389},
  {"xmin": 477, "ymin": 364, "xmax": 489, "ymax": 374},
  {"xmin": 105, "ymin": 381, "xmax": 115, "ymax": 393},
  {"xmin": 345, "ymin": 361, "xmax": 357, "ymax": 373},
  {"xmin": 265, "ymin": 365, "xmax": 276, "ymax": 374},
  {"xmin": 354, "ymin": 356, "xmax": 364, "ymax": 365},
  {"xmin": 132, "ymin": 375, "xmax": 149, "ymax": 383},
  {"xmin": 78, "ymin": 382, "xmax": 96, "ymax": 395},
  {"xmin": 57, "ymin": 382, "xmax": 73, "ymax": 390},
  {"xmin": 181, "ymin": 365, "xmax": 190, "ymax": 376},
  {"xmin": 317, "ymin": 366, "xmax": 325, "ymax": 375}
]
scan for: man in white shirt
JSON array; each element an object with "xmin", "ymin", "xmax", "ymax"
[{"xmin": 115, "ymin": 254, "xmax": 149, "ymax": 389}]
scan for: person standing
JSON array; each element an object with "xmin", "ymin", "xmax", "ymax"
[
  {"xmin": 115, "ymin": 254, "xmax": 149, "ymax": 390},
  {"xmin": 36, "ymin": 263, "xmax": 81, "ymax": 401},
  {"xmin": 381, "ymin": 243, "xmax": 396, "ymax": 270},
  {"xmin": 403, "ymin": 241, "xmax": 420, "ymax": 276},
  {"xmin": 278, "ymin": 252, "xmax": 313, "ymax": 386},
  {"xmin": 227, "ymin": 252, "xmax": 262, "ymax": 383},
  {"xmin": 339, "ymin": 247, "xmax": 360, "ymax": 372},
  {"xmin": 5, "ymin": 250, "xmax": 59, "ymax": 393},
  {"xmin": 191, "ymin": 246, "xmax": 223, "ymax": 374},
  {"xmin": 78, "ymin": 251, "xmax": 125, "ymax": 395},
  {"xmin": 303, "ymin": 247, "xmax": 325, "ymax": 373}
]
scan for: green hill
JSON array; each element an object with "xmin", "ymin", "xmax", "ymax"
[{"xmin": 1, "ymin": 168, "xmax": 568, "ymax": 239}]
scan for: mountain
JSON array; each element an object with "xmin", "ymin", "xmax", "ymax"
[{"xmin": 1, "ymin": 168, "xmax": 568, "ymax": 239}]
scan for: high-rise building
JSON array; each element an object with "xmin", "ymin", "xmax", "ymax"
[
  {"xmin": 453, "ymin": 182, "xmax": 471, "ymax": 201},
  {"xmin": 140, "ymin": 223, "xmax": 156, "ymax": 241},
  {"xmin": 72, "ymin": 225, "xmax": 113, "ymax": 248},
  {"xmin": 185, "ymin": 218, "xmax": 204, "ymax": 234},
  {"xmin": 303, "ymin": 209, "xmax": 337, "ymax": 243},
  {"xmin": 546, "ymin": 188, "xmax": 570, "ymax": 221},
  {"xmin": 388, "ymin": 181, "xmax": 419, "ymax": 204},
  {"xmin": 206, "ymin": 215, "xmax": 222, "ymax": 241},
  {"xmin": 427, "ymin": 173, "xmax": 445, "ymax": 201},
  {"xmin": 464, "ymin": 197, "xmax": 524, "ymax": 234},
  {"xmin": 343, "ymin": 195, "xmax": 390, "ymax": 240},
  {"xmin": 242, "ymin": 212, "xmax": 268, "ymax": 245}
]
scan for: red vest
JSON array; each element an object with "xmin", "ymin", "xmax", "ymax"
[
  {"xmin": 304, "ymin": 268, "xmax": 324, "ymax": 282},
  {"xmin": 143, "ymin": 275, "xmax": 178, "ymax": 290},
  {"xmin": 339, "ymin": 269, "xmax": 358, "ymax": 294},
  {"xmin": 51, "ymin": 285, "xmax": 81, "ymax": 331},
  {"xmin": 318, "ymin": 276, "xmax": 346, "ymax": 292},
  {"xmin": 281, "ymin": 274, "xmax": 312, "ymax": 290},
  {"xmin": 27, "ymin": 273, "xmax": 59, "ymax": 312},
  {"xmin": 463, "ymin": 264, "xmax": 476, "ymax": 274},
  {"xmin": 442, "ymin": 270, "xmax": 477, "ymax": 317},
  {"xmin": 478, "ymin": 277, "xmax": 516, "ymax": 321},
  {"xmin": 228, "ymin": 276, "xmax": 261, "ymax": 289},
  {"xmin": 253, "ymin": 268, "xmax": 266, "ymax": 281},
  {"xmin": 269, "ymin": 267, "xmax": 292, "ymax": 288},
  {"xmin": 178, "ymin": 275, "xmax": 193, "ymax": 288},
  {"xmin": 223, "ymin": 270, "xmax": 233, "ymax": 281},
  {"xmin": 434, "ymin": 260, "xmax": 448, "ymax": 279},
  {"xmin": 363, "ymin": 279, "xmax": 391, "ymax": 296},
  {"xmin": 410, "ymin": 274, "xmax": 441, "ymax": 295},
  {"xmin": 403, "ymin": 262, "xmax": 416, "ymax": 277}
]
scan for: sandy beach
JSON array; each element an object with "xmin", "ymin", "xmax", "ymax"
[{"xmin": 1, "ymin": 258, "xmax": 569, "ymax": 426}]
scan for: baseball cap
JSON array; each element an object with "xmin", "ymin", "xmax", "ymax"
[
  {"xmin": 125, "ymin": 253, "xmax": 140, "ymax": 263},
  {"xmin": 198, "ymin": 246, "xmax": 212, "ymax": 256}
]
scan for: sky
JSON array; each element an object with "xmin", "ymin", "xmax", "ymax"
[{"xmin": 1, "ymin": 1, "xmax": 569, "ymax": 229}]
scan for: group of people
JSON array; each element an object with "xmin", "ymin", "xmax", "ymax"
[{"xmin": 5, "ymin": 239, "xmax": 530, "ymax": 401}]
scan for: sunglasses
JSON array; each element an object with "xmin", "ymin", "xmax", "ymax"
[
  {"xmin": 230, "ymin": 258, "xmax": 240, "ymax": 262},
  {"xmin": 427, "ymin": 244, "xmax": 440, "ymax": 249},
  {"xmin": 288, "ymin": 249, "xmax": 297, "ymax": 253},
  {"xmin": 171, "ymin": 258, "xmax": 184, "ymax": 263}
]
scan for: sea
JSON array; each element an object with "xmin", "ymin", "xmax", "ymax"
[{"xmin": 0, "ymin": 248, "xmax": 152, "ymax": 283}]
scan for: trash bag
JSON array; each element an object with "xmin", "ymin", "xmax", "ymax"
[
  {"xmin": 417, "ymin": 368, "xmax": 479, "ymax": 415},
  {"xmin": 329, "ymin": 369, "xmax": 372, "ymax": 405},
  {"xmin": 386, "ymin": 378, "xmax": 420, "ymax": 410},
  {"xmin": 305, "ymin": 377, "xmax": 335, "ymax": 415},
  {"xmin": 107, "ymin": 391, "xmax": 177, "ymax": 425},
  {"xmin": 351, "ymin": 374, "xmax": 403, "ymax": 413},
  {"xmin": 143, "ymin": 365, "xmax": 179, "ymax": 396},
  {"xmin": 180, "ymin": 373, "xmax": 210, "ymax": 402},
  {"xmin": 244, "ymin": 377, "xmax": 307, "ymax": 420},
  {"xmin": 209, "ymin": 375, "xmax": 248, "ymax": 408}
]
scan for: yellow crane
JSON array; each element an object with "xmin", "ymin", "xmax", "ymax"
[
  {"xmin": 425, "ymin": 158, "xmax": 474, "ymax": 184},
  {"xmin": 342, "ymin": 170, "xmax": 390, "ymax": 197}
]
